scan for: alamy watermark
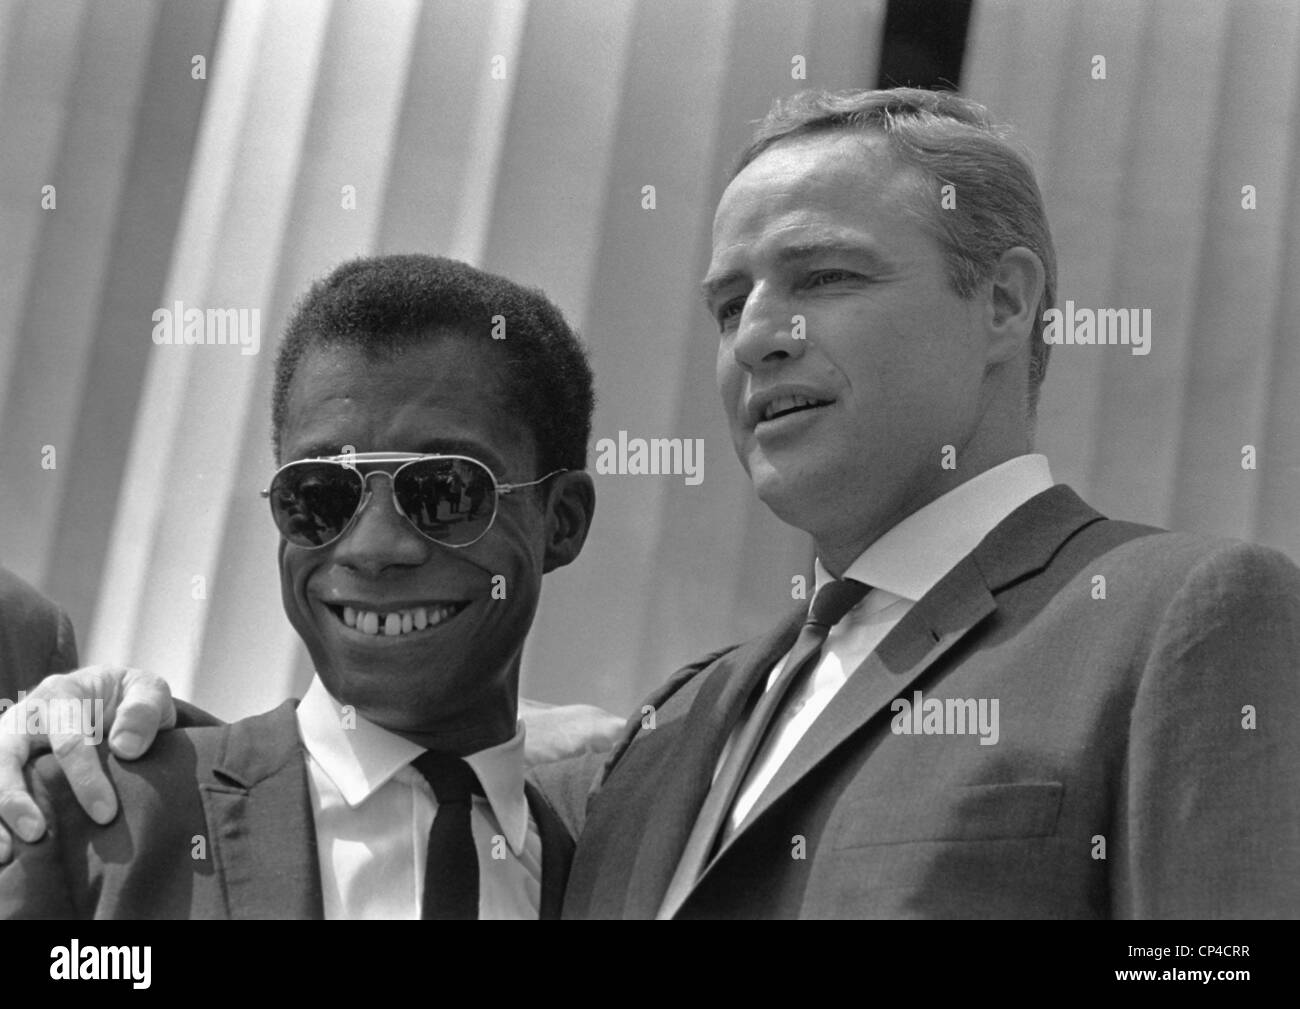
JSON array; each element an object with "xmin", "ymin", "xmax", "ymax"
[
  {"xmin": 1042, "ymin": 301, "xmax": 1151, "ymax": 356},
  {"xmin": 593, "ymin": 430, "xmax": 704, "ymax": 486},
  {"xmin": 0, "ymin": 691, "xmax": 104, "ymax": 745},
  {"xmin": 890, "ymin": 689, "xmax": 999, "ymax": 746},
  {"xmin": 152, "ymin": 300, "xmax": 260, "ymax": 355},
  {"xmin": 50, "ymin": 941, "xmax": 150, "ymax": 988}
]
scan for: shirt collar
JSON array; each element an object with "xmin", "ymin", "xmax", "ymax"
[
  {"xmin": 815, "ymin": 454, "xmax": 1055, "ymax": 603},
  {"xmin": 295, "ymin": 675, "xmax": 531, "ymax": 855}
]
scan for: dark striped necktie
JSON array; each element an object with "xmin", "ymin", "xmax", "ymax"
[{"xmin": 658, "ymin": 577, "xmax": 870, "ymax": 917}]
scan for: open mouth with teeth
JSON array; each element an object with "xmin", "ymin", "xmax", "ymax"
[
  {"xmin": 760, "ymin": 394, "xmax": 832, "ymax": 423},
  {"xmin": 327, "ymin": 602, "xmax": 470, "ymax": 637}
]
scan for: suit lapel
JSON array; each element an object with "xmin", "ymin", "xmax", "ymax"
[
  {"xmin": 199, "ymin": 705, "xmax": 577, "ymax": 920},
  {"xmin": 200, "ymin": 700, "xmax": 324, "ymax": 920},
  {"xmin": 527, "ymin": 781, "xmax": 575, "ymax": 920},
  {"xmin": 690, "ymin": 485, "xmax": 1107, "ymax": 901},
  {"xmin": 616, "ymin": 613, "xmax": 803, "ymax": 919},
  {"xmin": 705, "ymin": 555, "xmax": 995, "ymax": 874}
]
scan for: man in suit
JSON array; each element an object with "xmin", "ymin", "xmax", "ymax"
[
  {"xmin": 7, "ymin": 88, "xmax": 1300, "ymax": 919},
  {"xmin": 557, "ymin": 87, "xmax": 1300, "ymax": 918},
  {"xmin": 558, "ymin": 88, "xmax": 1300, "ymax": 918},
  {"xmin": 0, "ymin": 254, "xmax": 598, "ymax": 918},
  {"xmin": 0, "ymin": 567, "xmax": 78, "ymax": 701}
]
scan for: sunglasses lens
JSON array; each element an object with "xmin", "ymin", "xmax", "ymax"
[
  {"xmin": 268, "ymin": 463, "xmax": 363, "ymax": 547},
  {"xmin": 393, "ymin": 457, "xmax": 497, "ymax": 546}
]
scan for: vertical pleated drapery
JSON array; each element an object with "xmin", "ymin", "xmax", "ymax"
[
  {"xmin": 0, "ymin": 0, "xmax": 1294, "ymax": 719},
  {"xmin": 964, "ymin": 0, "xmax": 1300, "ymax": 553}
]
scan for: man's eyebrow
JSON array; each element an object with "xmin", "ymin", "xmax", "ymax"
[
  {"xmin": 700, "ymin": 239, "xmax": 892, "ymax": 302},
  {"xmin": 700, "ymin": 270, "xmax": 745, "ymax": 303},
  {"xmin": 295, "ymin": 442, "xmax": 346, "ymax": 460},
  {"xmin": 773, "ymin": 239, "xmax": 892, "ymax": 271}
]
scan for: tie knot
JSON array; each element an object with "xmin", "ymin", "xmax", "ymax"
[
  {"xmin": 807, "ymin": 577, "xmax": 869, "ymax": 628},
  {"xmin": 412, "ymin": 751, "xmax": 483, "ymax": 804}
]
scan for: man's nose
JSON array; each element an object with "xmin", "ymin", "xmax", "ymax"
[
  {"xmin": 732, "ymin": 285, "xmax": 806, "ymax": 371},
  {"xmin": 329, "ymin": 472, "xmax": 429, "ymax": 574}
]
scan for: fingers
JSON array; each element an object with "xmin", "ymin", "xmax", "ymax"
[
  {"xmin": 0, "ymin": 664, "xmax": 159, "ymax": 837},
  {"xmin": 55, "ymin": 664, "xmax": 165, "ymax": 822},
  {"xmin": 108, "ymin": 668, "xmax": 176, "ymax": 760},
  {"xmin": 0, "ymin": 702, "xmax": 43, "ymax": 859},
  {"xmin": 48, "ymin": 726, "xmax": 116, "ymax": 824},
  {"xmin": 0, "ymin": 798, "xmax": 45, "ymax": 863},
  {"xmin": 0, "ymin": 664, "xmax": 174, "ymax": 853}
]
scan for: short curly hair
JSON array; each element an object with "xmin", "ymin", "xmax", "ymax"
[{"xmin": 271, "ymin": 254, "xmax": 595, "ymax": 476}]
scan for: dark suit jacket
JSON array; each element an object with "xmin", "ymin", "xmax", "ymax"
[
  {"xmin": 562, "ymin": 486, "xmax": 1300, "ymax": 919},
  {"xmin": 0, "ymin": 700, "xmax": 574, "ymax": 919},
  {"xmin": 0, "ymin": 567, "xmax": 78, "ymax": 700}
]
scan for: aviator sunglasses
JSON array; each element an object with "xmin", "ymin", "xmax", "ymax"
[{"xmin": 262, "ymin": 452, "xmax": 565, "ymax": 549}]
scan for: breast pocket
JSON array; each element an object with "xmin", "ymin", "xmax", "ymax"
[{"xmin": 833, "ymin": 782, "xmax": 1064, "ymax": 848}]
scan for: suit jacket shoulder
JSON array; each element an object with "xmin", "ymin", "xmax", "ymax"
[
  {"xmin": 0, "ymin": 701, "xmax": 317, "ymax": 919},
  {"xmin": 0, "ymin": 566, "xmax": 78, "ymax": 698},
  {"xmin": 4, "ymin": 699, "xmax": 584, "ymax": 920},
  {"xmin": 529, "ymin": 642, "xmax": 752, "ymax": 844},
  {"xmin": 595, "ymin": 641, "xmax": 749, "ymax": 790},
  {"xmin": 564, "ymin": 486, "xmax": 1300, "ymax": 919}
]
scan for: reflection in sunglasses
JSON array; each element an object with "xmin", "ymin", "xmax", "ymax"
[{"xmin": 263, "ymin": 453, "xmax": 564, "ymax": 549}]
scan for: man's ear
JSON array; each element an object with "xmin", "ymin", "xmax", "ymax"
[
  {"xmin": 985, "ymin": 246, "xmax": 1045, "ymax": 365},
  {"xmin": 542, "ymin": 470, "xmax": 595, "ymax": 573}
]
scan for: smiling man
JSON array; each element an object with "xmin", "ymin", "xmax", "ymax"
[
  {"xmin": 5, "ymin": 88, "xmax": 1300, "ymax": 920},
  {"xmin": 0, "ymin": 255, "xmax": 597, "ymax": 919},
  {"xmin": 271, "ymin": 324, "xmax": 573, "ymax": 759}
]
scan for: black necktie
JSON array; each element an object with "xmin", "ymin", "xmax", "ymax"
[
  {"xmin": 412, "ymin": 751, "xmax": 485, "ymax": 920},
  {"xmin": 658, "ymin": 577, "xmax": 870, "ymax": 917}
]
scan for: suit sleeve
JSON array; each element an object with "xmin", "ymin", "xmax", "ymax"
[
  {"xmin": 1116, "ymin": 541, "xmax": 1300, "ymax": 918},
  {"xmin": 0, "ymin": 760, "xmax": 81, "ymax": 919},
  {"xmin": 47, "ymin": 608, "xmax": 78, "ymax": 673}
]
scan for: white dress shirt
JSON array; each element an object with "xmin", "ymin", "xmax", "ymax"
[
  {"xmin": 296, "ymin": 676, "xmax": 543, "ymax": 919},
  {"xmin": 721, "ymin": 454, "xmax": 1056, "ymax": 832}
]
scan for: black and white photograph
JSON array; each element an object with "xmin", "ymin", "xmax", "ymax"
[{"xmin": 0, "ymin": 0, "xmax": 1295, "ymax": 969}]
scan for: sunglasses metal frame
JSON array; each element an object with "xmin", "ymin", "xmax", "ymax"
[{"xmin": 261, "ymin": 451, "xmax": 566, "ymax": 549}]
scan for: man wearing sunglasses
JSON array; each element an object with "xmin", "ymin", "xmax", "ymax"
[
  {"xmin": 0, "ymin": 255, "xmax": 599, "ymax": 918},
  {"xmin": 7, "ymin": 87, "xmax": 1300, "ymax": 920}
]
